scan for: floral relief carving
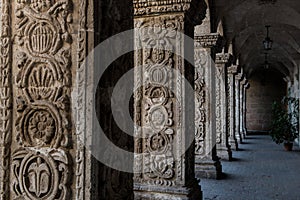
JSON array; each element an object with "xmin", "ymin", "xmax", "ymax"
[
  {"xmin": 28, "ymin": 111, "xmax": 55, "ymax": 146},
  {"xmin": 133, "ymin": 0, "xmax": 192, "ymax": 16},
  {"xmin": 12, "ymin": 0, "xmax": 73, "ymax": 199},
  {"xmin": 14, "ymin": 0, "xmax": 73, "ymax": 148},
  {"xmin": 194, "ymin": 49, "xmax": 206, "ymax": 155},
  {"xmin": 12, "ymin": 148, "xmax": 70, "ymax": 200},
  {"xmin": 134, "ymin": 16, "xmax": 184, "ymax": 186},
  {"xmin": 144, "ymin": 85, "xmax": 175, "ymax": 185}
]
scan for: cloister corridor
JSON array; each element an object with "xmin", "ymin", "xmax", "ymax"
[
  {"xmin": 202, "ymin": 134, "xmax": 300, "ymax": 200},
  {"xmin": 1, "ymin": 0, "xmax": 300, "ymax": 199}
]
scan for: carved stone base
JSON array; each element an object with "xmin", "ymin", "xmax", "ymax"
[
  {"xmin": 238, "ymin": 134, "xmax": 243, "ymax": 144},
  {"xmin": 242, "ymin": 129, "xmax": 247, "ymax": 139},
  {"xmin": 134, "ymin": 179, "xmax": 202, "ymax": 200},
  {"xmin": 217, "ymin": 145, "xmax": 233, "ymax": 161},
  {"xmin": 229, "ymin": 138, "xmax": 239, "ymax": 150},
  {"xmin": 195, "ymin": 158, "xmax": 222, "ymax": 179}
]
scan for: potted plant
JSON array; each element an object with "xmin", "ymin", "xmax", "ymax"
[{"xmin": 270, "ymin": 97, "xmax": 299, "ymax": 151}]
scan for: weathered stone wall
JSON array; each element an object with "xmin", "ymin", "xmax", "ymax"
[{"xmin": 246, "ymin": 70, "xmax": 286, "ymax": 131}]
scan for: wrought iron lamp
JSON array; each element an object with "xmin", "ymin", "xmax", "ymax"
[{"xmin": 263, "ymin": 25, "xmax": 273, "ymax": 50}]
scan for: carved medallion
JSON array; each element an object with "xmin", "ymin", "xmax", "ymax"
[
  {"xmin": 29, "ymin": 22, "xmax": 56, "ymax": 54},
  {"xmin": 16, "ymin": 104, "xmax": 62, "ymax": 147},
  {"xmin": 12, "ymin": 148, "xmax": 70, "ymax": 200}
]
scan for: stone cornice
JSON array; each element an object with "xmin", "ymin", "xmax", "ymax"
[
  {"xmin": 215, "ymin": 52, "xmax": 232, "ymax": 65},
  {"xmin": 133, "ymin": 0, "xmax": 192, "ymax": 16},
  {"xmin": 195, "ymin": 33, "xmax": 222, "ymax": 49},
  {"xmin": 227, "ymin": 65, "xmax": 239, "ymax": 75}
]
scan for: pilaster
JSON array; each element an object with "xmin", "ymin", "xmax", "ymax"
[
  {"xmin": 240, "ymin": 77, "xmax": 248, "ymax": 138},
  {"xmin": 215, "ymin": 52, "xmax": 233, "ymax": 161},
  {"xmin": 133, "ymin": 1, "xmax": 206, "ymax": 199},
  {"xmin": 227, "ymin": 65, "xmax": 239, "ymax": 150},
  {"xmin": 194, "ymin": 33, "xmax": 223, "ymax": 179},
  {"xmin": 10, "ymin": 0, "xmax": 75, "ymax": 199},
  {"xmin": 235, "ymin": 72, "xmax": 243, "ymax": 144},
  {"xmin": 242, "ymin": 81, "xmax": 250, "ymax": 137}
]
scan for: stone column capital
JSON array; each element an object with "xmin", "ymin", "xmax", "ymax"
[
  {"xmin": 235, "ymin": 72, "xmax": 243, "ymax": 81},
  {"xmin": 134, "ymin": 0, "xmax": 207, "ymax": 23},
  {"xmin": 134, "ymin": 0, "xmax": 191, "ymax": 16},
  {"xmin": 215, "ymin": 52, "xmax": 232, "ymax": 65},
  {"xmin": 195, "ymin": 33, "xmax": 223, "ymax": 49},
  {"xmin": 227, "ymin": 65, "xmax": 239, "ymax": 75},
  {"xmin": 241, "ymin": 77, "xmax": 248, "ymax": 86},
  {"xmin": 245, "ymin": 82, "xmax": 250, "ymax": 89}
]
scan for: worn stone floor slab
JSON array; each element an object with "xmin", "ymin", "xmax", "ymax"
[{"xmin": 201, "ymin": 135, "xmax": 300, "ymax": 200}]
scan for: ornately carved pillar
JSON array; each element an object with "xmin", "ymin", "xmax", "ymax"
[
  {"xmin": 133, "ymin": 0, "xmax": 205, "ymax": 199},
  {"xmin": 235, "ymin": 72, "xmax": 243, "ymax": 143},
  {"xmin": 194, "ymin": 34, "xmax": 222, "ymax": 179},
  {"xmin": 227, "ymin": 65, "xmax": 239, "ymax": 150},
  {"xmin": 215, "ymin": 52, "xmax": 233, "ymax": 161},
  {"xmin": 11, "ymin": 0, "xmax": 74, "ymax": 199}
]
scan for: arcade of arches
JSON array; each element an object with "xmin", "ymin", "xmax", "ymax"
[{"xmin": 0, "ymin": 0, "xmax": 299, "ymax": 199}]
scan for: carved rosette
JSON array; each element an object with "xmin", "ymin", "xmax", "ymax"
[
  {"xmin": 12, "ymin": 0, "xmax": 73, "ymax": 199},
  {"xmin": 134, "ymin": 16, "xmax": 184, "ymax": 187}
]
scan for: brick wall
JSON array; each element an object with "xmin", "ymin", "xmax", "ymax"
[{"xmin": 246, "ymin": 70, "xmax": 286, "ymax": 131}]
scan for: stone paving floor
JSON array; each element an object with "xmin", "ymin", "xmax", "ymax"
[{"xmin": 201, "ymin": 134, "xmax": 300, "ymax": 200}]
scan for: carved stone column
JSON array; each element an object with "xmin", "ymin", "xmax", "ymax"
[
  {"xmin": 242, "ymin": 81, "xmax": 250, "ymax": 137},
  {"xmin": 240, "ymin": 77, "xmax": 248, "ymax": 138},
  {"xmin": 133, "ymin": 1, "xmax": 206, "ymax": 199},
  {"xmin": 227, "ymin": 65, "xmax": 239, "ymax": 150},
  {"xmin": 194, "ymin": 34, "xmax": 222, "ymax": 179},
  {"xmin": 11, "ymin": 1, "xmax": 75, "ymax": 199},
  {"xmin": 235, "ymin": 72, "xmax": 243, "ymax": 143},
  {"xmin": 215, "ymin": 52, "xmax": 233, "ymax": 161}
]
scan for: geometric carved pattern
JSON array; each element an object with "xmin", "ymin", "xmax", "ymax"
[{"xmin": 12, "ymin": 0, "xmax": 73, "ymax": 199}]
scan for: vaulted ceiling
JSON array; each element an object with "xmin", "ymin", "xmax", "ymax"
[{"xmin": 213, "ymin": 0, "xmax": 300, "ymax": 79}]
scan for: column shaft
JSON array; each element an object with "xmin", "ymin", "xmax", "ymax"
[
  {"xmin": 215, "ymin": 53, "xmax": 232, "ymax": 161},
  {"xmin": 133, "ymin": 1, "xmax": 205, "ymax": 198},
  {"xmin": 194, "ymin": 34, "xmax": 222, "ymax": 179},
  {"xmin": 235, "ymin": 73, "xmax": 243, "ymax": 144},
  {"xmin": 227, "ymin": 65, "xmax": 239, "ymax": 150}
]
